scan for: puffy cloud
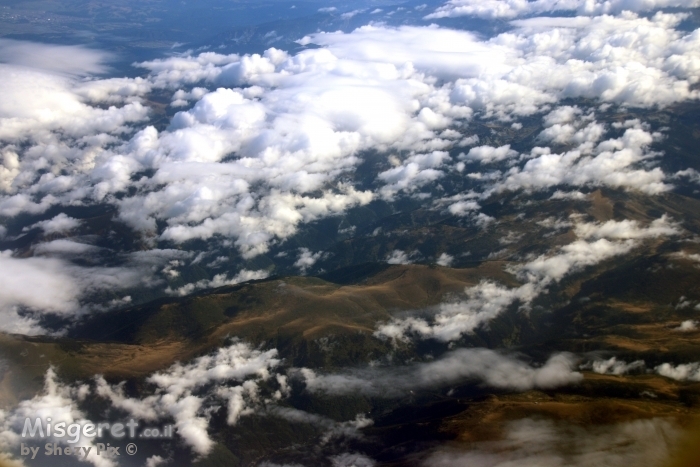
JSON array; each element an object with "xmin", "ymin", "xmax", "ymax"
[
  {"xmin": 426, "ymin": 0, "xmax": 700, "ymax": 19},
  {"xmin": 0, "ymin": 252, "xmax": 82, "ymax": 334},
  {"xmin": 0, "ymin": 63, "xmax": 148, "ymax": 144},
  {"xmin": 0, "ymin": 368, "xmax": 115, "ymax": 467},
  {"xmin": 537, "ymin": 119, "xmax": 606, "ymax": 146},
  {"xmin": 331, "ymin": 453, "xmax": 376, "ymax": 467},
  {"xmin": 675, "ymin": 320, "xmax": 698, "ymax": 332},
  {"xmin": 300, "ymin": 349, "xmax": 582, "ymax": 396},
  {"xmin": 0, "ymin": 42, "xmax": 150, "ymax": 221},
  {"xmin": 537, "ymin": 216, "xmax": 573, "ymax": 231},
  {"xmin": 377, "ymin": 281, "xmax": 538, "ymax": 342},
  {"xmin": 150, "ymin": 185, "xmax": 374, "ymax": 258},
  {"xmin": 0, "ymin": 248, "xmax": 190, "ymax": 334},
  {"xmin": 580, "ymin": 356, "xmax": 700, "ymax": 381},
  {"xmin": 96, "ymin": 341, "xmax": 282, "ymax": 456},
  {"xmin": 550, "ymin": 190, "xmax": 587, "ymax": 200},
  {"xmin": 490, "ymin": 127, "xmax": 671, "ymax": 195},
  {"xmin": 436, "ymin": 12, "xmax": 700, "ymax": 122},
  {"xmin": 450, "ymin": 77, "xmax": 556, "ymax": 118},
  {"xmin": 170, "ymin": 87, "xmax": 208, "ymax": 107},
  {"xmin": 378, "ymin": 151, "xmax": 450, "ymax": 199},
  {"xmin": 294, "ymin": 248, "xmax": 325, "ymax": 274},
  {"xmin": 298, "ymin": 25, "xmax": 513, "ymax": 83},
  {"xmin": 145, "ymin": 456, "xmax": 167, "ymax": 467},
  {"xmin": 460, "ymin": 145, "xmax": 518, "ymax": 164},
  {"xmin": 341, "ymin": 9, "xmax": 365, "ymax": 20},
  {"xmin": 386, "ymin": 250, "xmax": 413, "ymax": 265},
  {"xmin": 377, "ymin": 218, "xmax": 677, "ymax": 342},
  {"xmin": 24, "ymin": 213, "xmax": 80, "ymax": 234},
  {"xmin": 448, "ymin": 200, "xmax": 481, "ymax": 216},
  {"xmin": 507, "ymin": 13, "xmax": 700, "ymax": 105},
  {"xmin": 581, "ymin": 357, "xmax": 646, "ymax": 375},
  {"xmin": 165, "ymin": 269, "xmax": 269, "ymax": 296},
  {"xmin": 674, "ymin": 168, "xmax": 700, "ymax": 184},
  {"xmin": 655, "ymin": 362, "xmax": 700, "ymax": 381},
  {"xmin": 519, "ymin": 238, "xmax": 636, "ymax": 282},
  {"xmin": 543, "ymin": 105, "xmax": 583, "ymax": 126},
  {"xmin": 574, "ymin": 215, "xmax": 680, "ymax": 240},
  {"xmin": 135, "ymin": 52, "xmax": 243, "ymax": 89},
  {"xmin": 436, "ymin": 253, "xmax": 454, "ymax": 266},
  {"xmin": 32, "ymin": 239, "xmax": 100, "ymax": 257}
]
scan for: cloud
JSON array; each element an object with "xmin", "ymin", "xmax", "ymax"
[
  {"xmin": 377, "ymin": 217, "xmax": 677, "ymax": 342},
  {"xmin": 436, "ymin": 253, "xmax": 454, "ymax": 266},
  {"xmin": 0, "ymin": 252, "xmax": 82, "ymax": 333},
  {"xmin": 378, "ymin": 237, "xmax": 636, "ymax": 342},
  {"xmin": 165, "ymin": 269, "xmax": 269, "ymax": 296},
  {"xmin": 581, "ymin": 357, "xmax": 646, "ymax": 375},
  {"xmin": 96, "ymin": 341, "xmax": 282, "ymax": 456},
  {"xmin": 294, "ymin": 248, "xmax": 325, "ymax": 274},
  {"xmin": 537, "ymin": 117, "xmax": 605, "ymax": 146},
  {"xmin": 489, "ymin": 127, "xmax": 671, "ymax": 195},
  {"xmin": 676, "ymin": 296, "xmax": 694, "ymax": 310},
  {"xmin": 0, "ymin": 368, "xmax": 115, "ymax": 467},
  {"xmin": 460, "ymin": 145, "xmax": 518, "ymax": 165},
  {"xmin": 145, "ymin": 456, "xmax": 167, "ymax": 467},
  {"xmin": 376, "ymin": 280, "xmax": 537, "ymax": 342},
  {"xmin": 25, "ymin": 213, "xmax": 80, "ymax": 234},
  {"xmin": 386, "ymin": 250, "xmax": 414, "ymax": 265},
  {"xmin": 543, "ymin": 105, "xmax": 583, "ymax": 126},
  {"xmin": 518, "ymin": 238, "xmax": 636, "ymax": 283},
  {"xmin": 585, "ymin": 356, "xmax": 700, "ymax": 381},
  {"xmin": 32, "ymin": 239, "xmax": 100, "ymax": 257},
  {"xmin": 265, "ymin": 407, "xmax": 372, "ymax": 444},
  {"xmin": 425, "ymin": 0, "xmax": 700, "ymax": 19},
  {"xmin": 331, "ymin": 453, "xmax": 376, "ymax": 467},
  {"xmin": 674, "ymin": 168, "xmax": 700, "ymax": 184},
  {"xmin": 170, "ymin": 86, "xmax": 208, "ymax": 107},
  {"xmin": 671, "ymin": 251, "xmax": 700, "ymax": 263},
  {"xmin": 423, "ymin": 417, "xmax": 681, "ymax": 467},
  {"xmin": 0, "ymin": 248, "xmax": 190, "ymax": 334},
  {"xmin": 341, "ymin": 10, "xmax": 365, "ymax": 20},
  {"xmin": 675, "ymin": 320, "xmax": 698, "ymax": 331},
  {"xmin": 300, "ymin": 349, "xmax": 582, "ymax": 396},
  {"xmin": 448, "ymin": 201, "xmax": 482, "ymax": 216},
  {"xmin": 574, "ymin": 215, "xmax": 681, "ymax": 240},
  {"xmin": 550, "ymin": 190, "xmax": 587, "ymax": 200},
  {"xmin": 378, "ymin": 151, "xmax": 450, "ymax": 199},
  {"xmin": 0, "ymin": 63, "xmax": 148, "ymax": 145},
  {"xmin": 655, "ymin": 362, "xmax": 700, "ymax": 381},
  {"xmin": 537, "ymin": 216, "xmax": 573, "ymax": 231},
  {"xmin": 0, "ymin": 39, "xmax": 112, "ymax": 75},
  {"xmin": 3, "ymin": 15, "xmax": 699, "ymax": 262}
]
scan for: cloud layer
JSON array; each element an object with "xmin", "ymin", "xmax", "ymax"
[
  {"xmin": 424, "ymin": 417, "xmax": 681, "ymax": 467},
  {"xmin": 300, "ymin": 348, "xmax": 582, "ymax": 396}
]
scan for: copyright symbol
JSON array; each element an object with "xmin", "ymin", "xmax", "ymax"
[{"xmin": 126, "ymin": 443, "xmax": 137, "ymax": 455}]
